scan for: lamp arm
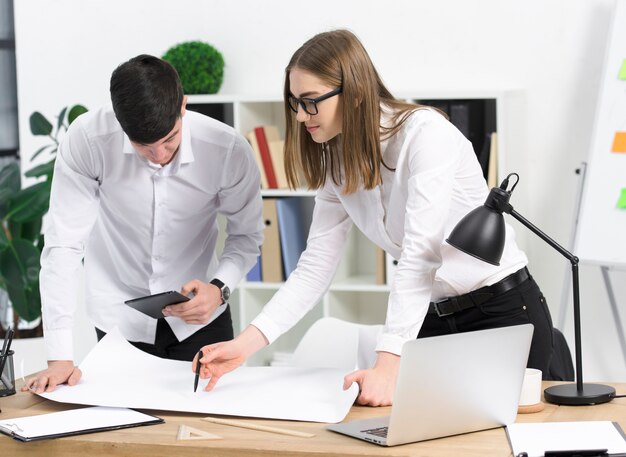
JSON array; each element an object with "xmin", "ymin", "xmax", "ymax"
[
  {"xmin": 509, "ymin": 208, "xmax": 585, "ymax": 388},
  {"xmin": 508, "ymin": 209, "xmax": 578, "ymax": 265}
]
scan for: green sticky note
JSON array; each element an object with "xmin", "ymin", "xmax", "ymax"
[
  {"xmin": 618, "ymin": 188, "xmax": 626, "ymax": 209},
  {"xmin": 620, "ymin": 59, "xmax": 626, "ymax": 80}
]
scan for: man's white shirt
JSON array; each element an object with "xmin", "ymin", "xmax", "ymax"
[{"xmin": 40, "ymin": 106, "xmax": 263, "ymax": 361}]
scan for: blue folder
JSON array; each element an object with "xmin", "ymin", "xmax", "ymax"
[
  {"xmin": 246, "ymin": 255, "xmax": 262, "ymax": 282},
  {"xmin": 275, "ymin": 198, "xmax": 308, "ymax": 279}
]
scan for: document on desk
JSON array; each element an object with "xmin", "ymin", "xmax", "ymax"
[
  {"xmin": 39, "ymin": 329, "xmax": 359, "ymax": 423},
  {"xmin": 506, "ymin": 421, "xmax": 626, "ymax": 457},
  {"xmin": 0, "ymin": 406, "xmax": 163, "ymax": 442}
]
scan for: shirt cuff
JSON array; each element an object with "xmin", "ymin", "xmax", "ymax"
[
  {"xmin": 212, "ymin": 261, "xmax": 242, "ymax": 292},
  {"xmin": 249, "ymin": 312, "xmax": 283, "ymax": 345},
  {"xmin": 375, "ymin": 332, "xmax": 410, "ymax": 356},
  {"xmin": 44, "ymin": 327, "xmax": 75, "ymax": 361}
]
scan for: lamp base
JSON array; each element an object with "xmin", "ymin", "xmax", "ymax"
[{"xmin": 544, "ymin": 383, "xmax": 616, "ymax": 406}]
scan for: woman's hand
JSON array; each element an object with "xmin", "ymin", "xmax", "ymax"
[
  {"xmin": 343, "ymin": 351, "xmax": 400, "ymax": 406},
  {"xmin": 192, "ymin": 325, "xmax": 269, "ymax": 391}
]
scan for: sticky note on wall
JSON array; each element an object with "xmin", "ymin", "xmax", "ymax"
[
  {"xmin": 611, "ymin": 132, "xmax": 626, "ymax": 153},
  {"xmin": 618, "ymin": 188, "xmax": 626, "ymax": 209},
  {"xmin": 620, "ymin": 59, "xmax": 626, "ymax": 80}
]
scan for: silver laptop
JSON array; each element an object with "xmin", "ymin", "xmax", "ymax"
[{"xmin": 327, "ymin": 324, "xmax": 533, "ymax": 446}]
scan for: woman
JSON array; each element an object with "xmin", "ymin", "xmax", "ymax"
[{"xmin": 195, "ymin": 29, "xmax": 555, "ymax": 406}]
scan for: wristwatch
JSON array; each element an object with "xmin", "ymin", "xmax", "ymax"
[{"xmin": 210, "ymin": 278, "xmax": 230, "ymax": 305}]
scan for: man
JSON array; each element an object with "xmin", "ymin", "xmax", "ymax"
[{"xmin": 24, "ymin": 55, "xmax": 263, "ymax": 393}]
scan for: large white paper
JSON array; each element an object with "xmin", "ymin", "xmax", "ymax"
[
  {"xmin": 41, "ymin": 329, "xmax": 358, "ymax": 423},
  {"xmin": 506, "ymin": 421, "xmax": 626, "ymax": 457}
]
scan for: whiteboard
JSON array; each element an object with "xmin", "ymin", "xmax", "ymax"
[{"xmin": 574, "ymin": 0, "xmax": 626, "ymax": 267}]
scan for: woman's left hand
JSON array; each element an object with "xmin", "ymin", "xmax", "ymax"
[{"xmin": 343, "ymin": 351, "xmax": 400, "ymax": 406}]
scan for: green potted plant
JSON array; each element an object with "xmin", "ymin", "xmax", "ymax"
[
  {"xmin": 0, "ymin": 104, "xmax": 87, "ymax": 338},
  {"xmin": 162, "ymin": 41, "xmax": 225, "ymax": 94}
]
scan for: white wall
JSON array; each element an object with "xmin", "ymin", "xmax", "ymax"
[{"xmin": 12, "ymin": 0, "xmax": 626, "ymax": 381}]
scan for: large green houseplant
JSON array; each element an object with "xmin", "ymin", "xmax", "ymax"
[{"xmin": 0, "ymin": 104, "xmax": 87, "ymax": 337}]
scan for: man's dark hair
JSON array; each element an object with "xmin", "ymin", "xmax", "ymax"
[{"xmin": 110, "ymin": 54, "xmax": 184, "ymax": 144}]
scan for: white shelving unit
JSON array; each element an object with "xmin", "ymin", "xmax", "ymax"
[{"xmin": 186, "ymin": 91, "xmax": 524, "ymax": 366}]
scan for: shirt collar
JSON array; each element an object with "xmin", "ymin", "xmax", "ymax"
[{"xmin": 121, "ymin": 114, "xmax": 195, "ymax": 167}]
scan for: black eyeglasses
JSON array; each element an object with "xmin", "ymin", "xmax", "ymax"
[{"xmin": 288, "ymin": 87, "xmax": 342, "ymax": 115}]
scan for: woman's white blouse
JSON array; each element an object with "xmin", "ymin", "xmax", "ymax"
[{"xmin": 251, "ymin": 108, "xmax": 527, "ymax": 356}]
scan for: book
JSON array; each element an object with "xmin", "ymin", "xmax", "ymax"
[
  {"xmin": 269, "ymin": 140, "xmax": 288, "ymax": 188},
  {"xmin": 375, "ymin": 247, "xmax": 386, "ymax": 285},
  {"xmin": 246, "ymin": 130, "xmax": 269, "ymax": 189},
  {"xmin": 261, "ymin": 198, "xmax": 284, "ymax": 282},
  {"xmin": 275, "ymin": 198, "xmax": 308, "ymax": 279},
  {"xmin": 254, "ymin": 127, "xmax": 278, "ymax": 189},
  {"xmin": 0, "ymin": 406, "xmax": 163, "ymax": 442},
  {"xmin": 246, "ymin": 255, "xmax": 262, "ymax": 282}
]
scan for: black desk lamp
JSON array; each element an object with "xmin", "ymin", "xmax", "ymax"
[{"xmin": 446, "ymin": 173, "xmax": 615, "ymax": 405}]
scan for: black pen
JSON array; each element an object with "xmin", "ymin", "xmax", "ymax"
[
  {"xmin": 0, "ymin": 327, "xmax": 14, "ymax": 377},
  {"xmin": 542, "ymin": 449, "xmax": 608, "ymax": 457},
  {"xmin": 193, "ymin": 349, "xmax": 203, "ymax": 392}
]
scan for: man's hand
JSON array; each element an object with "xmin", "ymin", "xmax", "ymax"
[
  {"xmin": 342, "ymin": 351, "xmax": 400, "ymax": 406},
  {"xmin": 21, "ymin": 360, "xmax": 82, "ymax": 394},
  {"xmin": 162, "ymin": 279, "xmax": 222, "ymax": 324},
  {"xmin": 192, "ymin": 325, "xmax": 269, "ymax": 392}
]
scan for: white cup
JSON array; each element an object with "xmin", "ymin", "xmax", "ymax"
[{"xmin": 518, "ymin": 368, "xmax": 542, "ymax": 406}]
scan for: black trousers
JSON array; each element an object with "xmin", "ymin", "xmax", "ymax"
[
  {"xmin": 418, "ymin": 273, "xmax": 555, "ymax": 379},
  {"xmin": 95, "ymin": 305, "xmax": 234, "ymax": 362}
]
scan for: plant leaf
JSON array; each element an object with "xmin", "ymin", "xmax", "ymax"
[
  {"xmin": 68, "ymin": 105, "xmax": 88, "ymax": 125},
  {"xmin": 0, "ymin": 161, "xmax": 21, "ymax": 207},
  {"xmin": 25, "ymin": 160, "xmax": 55, "ymax": 178},
  {"xmin": 6, "ymin": 182, "xmax": 51, "ymax": 223},
  {"xmin": 30, "ymin": 112, "xmax": 53, "ymax": 136},
  {"xmin": 30, "ymin": 144, "xmax": 53, "ymax": 162},
  {"xmin": 19, "ymin": 218, "xmax": 42, "ymax": 244},
  {"xmin": 57, "ymin": 106, "xmax": 68, "ymax": 132},
  {"xmin": 0, "ymin": 225, "xmax": 9, "ymax": 251},
  {"xmin": 13, "ymin": 238, "xmax": 41, "ymax": 288},
  {"xmin": 0, "ymin": 239, "xmax": 43, "ymax": 321}
]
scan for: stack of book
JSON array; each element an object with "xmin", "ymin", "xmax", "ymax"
[{"xmin": 246, "ymin": 125, "xmax": 289, "ymax": 189}]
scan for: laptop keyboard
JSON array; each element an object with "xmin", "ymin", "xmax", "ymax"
[{"xmin": 361, "ymin": 426, "xmax": 388, "ymax": 438}]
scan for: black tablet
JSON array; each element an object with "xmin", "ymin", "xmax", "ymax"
[{"xmin": 124, "ymin": 291, "xmax": 190, "ymax": 319}]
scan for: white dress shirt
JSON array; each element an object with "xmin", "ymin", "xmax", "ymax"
[
  {"xmin": 41, "ymin": 105, "xmax": 264, "ymax": 361},
  {"xmin": 251, "ymin": 108, "xmax": 527, "ymax": 356}
]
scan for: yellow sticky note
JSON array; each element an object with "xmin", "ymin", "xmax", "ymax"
[
  {"xmin": 619, "ymin": 59, "xmax": 626, "ymax": 80},
  {"xmin": 611, "ymin": 131, "xmax": 626, "ymax": 153},
  {"xmin": 618, "ymin": 188, "xmax": 626, "ymax": 209}
]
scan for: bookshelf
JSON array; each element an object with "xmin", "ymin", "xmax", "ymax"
[{"xmin": 186, "ymin": 90, "xmax": 524, "ymax": 366}]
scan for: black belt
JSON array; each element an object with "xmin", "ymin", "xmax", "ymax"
[{"xmin": 428, "ymin": 267, "xmax": 530, "ymax": 318}]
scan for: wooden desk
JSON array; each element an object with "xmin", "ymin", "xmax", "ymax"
[{"xmin": 1, "ymin": 382, "xmax": 625, "ymax": 457}]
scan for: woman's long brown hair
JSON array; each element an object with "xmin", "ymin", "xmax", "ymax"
[{"xmin": 283, "ymin": 29, "xmax": 421, "ymax": 194}]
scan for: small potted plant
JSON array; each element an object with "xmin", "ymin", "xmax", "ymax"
[{"xmin": 162, "ymin": 41, "xmax": 225, "ymax": 94}]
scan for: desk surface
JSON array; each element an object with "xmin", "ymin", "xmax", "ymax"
[{"xmin": 1, "ymin": 382, "xmax": 625, "ymax": 457}]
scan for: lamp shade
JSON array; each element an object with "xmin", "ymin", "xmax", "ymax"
[{"xmin": 446, "ymin": 205, "xmax": 506, "ymax": 266}]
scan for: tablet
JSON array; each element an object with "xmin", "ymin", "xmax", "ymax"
[{"xmin": 124, "ymin": 291, "xmax": 190, "ymax": 319}]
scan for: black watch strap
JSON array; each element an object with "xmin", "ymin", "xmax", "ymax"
[{"xmin": 210, "ymin": 278, "xmax": 229, "ymax": 304}]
